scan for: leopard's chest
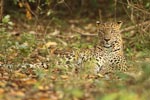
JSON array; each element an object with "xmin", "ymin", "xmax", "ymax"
[{"xmin": 94, "ymin": 50, "xmax": 124, "ymax": 66}]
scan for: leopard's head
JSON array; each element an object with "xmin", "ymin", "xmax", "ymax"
[{"xmin": 96, "ymin": 21, "xmax": 123, "ymax": 49}]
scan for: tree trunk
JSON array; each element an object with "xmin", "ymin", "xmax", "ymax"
[{"xmin": 0, "ymin": 0, "xmax": 4, "ymax": 22}]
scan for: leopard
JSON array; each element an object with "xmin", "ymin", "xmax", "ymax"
[
  {"xmin": 55, "ymin": 21, "xmax": 129, "ymax": 76},
  {"xmin": 92, "ymin": 21, "xmax": 128, "ymax": 74}
]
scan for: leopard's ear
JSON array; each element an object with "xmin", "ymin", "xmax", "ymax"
[
  {"xmin": 96, "ymin": 21, "xmax": 100, "ymax": 27},
  {"xmin": 96, "ymin": 21, "xmax": 101, "ymax": 33},
  {"xmin": 117, "ymin": 21, "xmax": 123, "ymax": 29}
]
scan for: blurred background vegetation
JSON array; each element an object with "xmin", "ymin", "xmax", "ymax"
[{"xmin": 1, "ymin": 0, "xmax": 150, "ymax": 58}]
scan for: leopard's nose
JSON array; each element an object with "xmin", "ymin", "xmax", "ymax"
[{"xmin": 104, "ymin": 38, "xmax": 110, "ymax": 42}]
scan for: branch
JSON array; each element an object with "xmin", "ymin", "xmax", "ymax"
[
  {"xmin": 73, "ymin": 20, "xmax": 150, "ymax": 36},
  {"xmin": 121, "ymin": 20, "xmax": 150, "ymax": 32}
]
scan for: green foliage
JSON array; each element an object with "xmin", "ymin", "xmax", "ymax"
[
  {"xmin": 28, "ymin": 0, "xmax": 35, "ymax": 3},
  {"xmin": 0, "ymin": 31, "xmax": 13, "ymax": 61},
  {"xmin": 67, "ymin": 88, "xmax": 84, "ymax": 99},
  {"xmin": 13, "ymin": 0, "xmax": 19, "ymax": 5},
  {"xmin": 1, "ymin": 15, "xmax": 14, "ymax": 30},
  {"xmin": 145, "ymin": 2, "xmax": 150, "ymax": 8},
  {"xmin": 0, "ymin": 30, "xmax": 38, "ymax": 63},
  {"xmin": 34, "ymin": 68, "xmax": 47, "ymax": 79},
  {"xmin": 90, "ymin": 0, "xmax": 99, "ymax": 8},
  {"xmin": 140, "ymin": 62, "xmax": 150, "ymax": 82},
  {"xmin": 101, "ymin": 91, "xmax": 141, "ymax": 100},
  {"xmin": 13, "ymin": 33, "xmax": 36, "ymax": 58}
]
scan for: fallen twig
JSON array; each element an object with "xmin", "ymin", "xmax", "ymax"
[
  {"xmin": 71, "ymin": 26, "xmax": 97, "ymax": 36},
  {"xmin": 72, "ymin": 29, "xmax": 97, "ymax": 36}
]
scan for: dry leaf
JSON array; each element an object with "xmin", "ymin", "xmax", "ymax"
[
  {"xmin": 51, "ymin": 29, "xmax": 60, "ymax": 35},
  {"xmin": 60, "ymin": 75, "xmax": 69, "ymax": 79},
  {"xmin": 42, "ymin": 41, "xmax": 57, "ymax": 49},
  {"xmin": 14, "ymin": 71, "xmax": 27, "ymax": 78},
  {"xmin": 38, "ymin": 86, "xmax": 49, "ymax": 91},
  {"xmin": 11, "ymin": 90, "xmax": 25, "ymax": 97},
  {"xmin": 0, "ymin": 81, "xmax": 6, "ymax": 87},
  {"xmin": 0, "ymin": 88, "xmax": 4, "ymax": 94},
  {"xmin": 18, "ymin": 2, "xmax": 23, "ymax": 7},
  {"xmin": 97, "ymin": 73, "xmax": 104, "ymax": 78},
  {"xmin": 23, "ymin": 78, "xmax": 37, "ymax": 85},
  {"xmin": 50, "ymin": 76, "xmax": 56, "ymax": 80}
]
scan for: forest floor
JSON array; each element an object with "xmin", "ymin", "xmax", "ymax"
[{"xmin": 0, "ymin": 17, "xmax": 150, "ymax": 100}]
